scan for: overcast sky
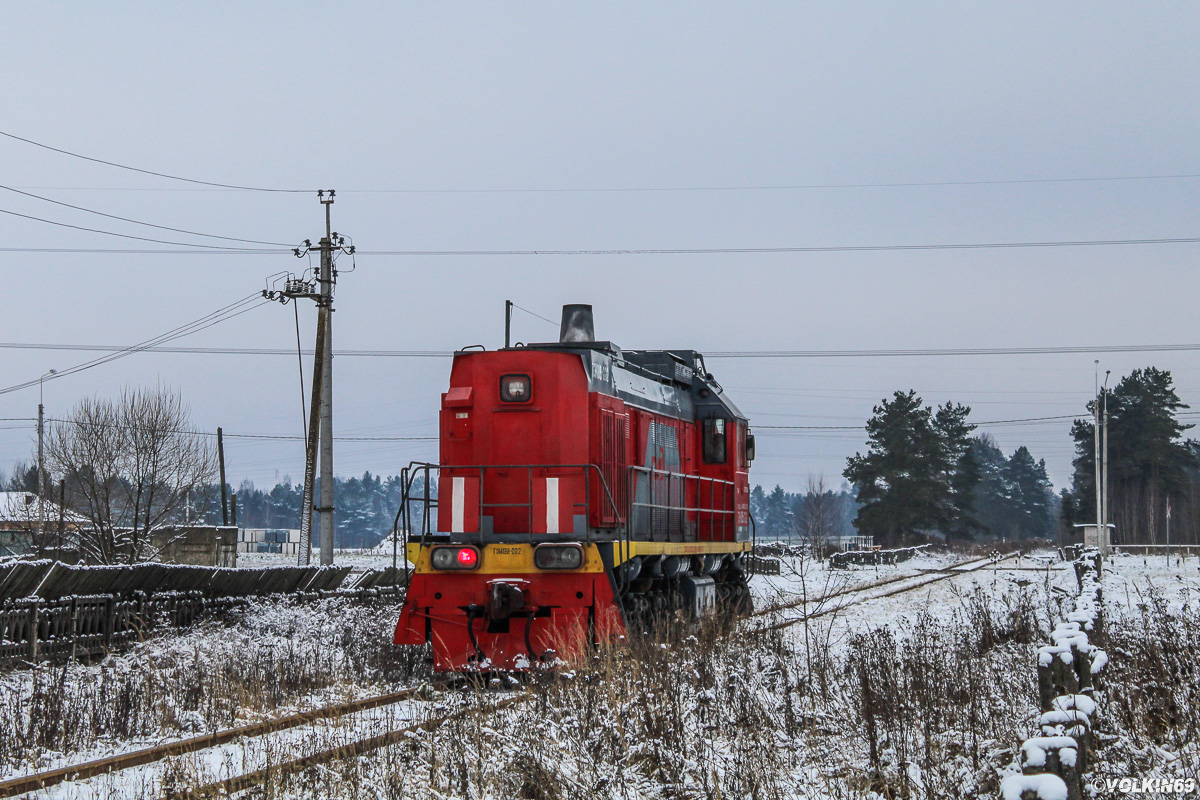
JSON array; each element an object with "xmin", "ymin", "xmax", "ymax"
[{"xmin": 0, "ymin": 3, "xmax": 1197, "ymax": 494}]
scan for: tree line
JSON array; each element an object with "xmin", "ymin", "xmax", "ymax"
[
  {"xmin": 831, "ymin": 369, "xmax": 1200, "ymax": 548},
  {"xmin": 832, "ymin": 390, "xmax": 1057, "ymax": 548},
  {"xmin": 231, "ymin": 472, "xmax": 430, "ymax": 549},
  {"xmin": 16, "ymin": 368, "xmax": 1199, "ymax": 562},
  {"xmin": 1059, "ymin": 367, "xmax": 1200, "ymax": 546},
  {"xmin": 750, "ymin": 411, "xmax": 1057, "ymax": 549}
]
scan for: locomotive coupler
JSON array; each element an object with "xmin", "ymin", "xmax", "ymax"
[{"xmin": 488, "ymin": 578, "xmax": 530, "ymax": 620}]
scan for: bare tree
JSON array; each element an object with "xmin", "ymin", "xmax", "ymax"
[
  {"xmin": 45, "ymin": 386, "xmax": 216, "ymax": 564},
  {"xmin": 798, "ymin": 475, "xmax": 837, "ymax": 557}
]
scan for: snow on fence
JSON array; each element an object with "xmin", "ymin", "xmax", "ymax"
[
  {"xmin": 0, "ymin": 560, "xmax": 410, "ymax": 603},
  {"xmin": 828, "ymin": 544, "xmax": 929, "ymax": 569},
  {"xmin": 745, "ymin": 554, "xmax": 782, "ymax": 575},
  {"xmin": 1001, "ymin": 549, "xmax": 1107, "ymax": 800},
  {"xmin": 0, "ymin": 562, "xmax": 407, "ymax": 669}
]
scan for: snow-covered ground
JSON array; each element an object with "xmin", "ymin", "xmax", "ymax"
[
  {"xmin": 4, "ymin": 548, "xmax": 1199, "ymax": 798},
  {"xmin": 1098, "ymin": 549, "xmax": 1200, "ymax": 617},
  {"xmin": 234, "ymin": 546, "xmax": 407, "ymax": 571},
  {"xmin": 0, "ymin": 592, "xmax": 420, "ymax": 786}
]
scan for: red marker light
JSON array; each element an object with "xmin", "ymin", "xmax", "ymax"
[{"xmin": 457, "ymin": 548, "xmax": 478, "ymax": 566}]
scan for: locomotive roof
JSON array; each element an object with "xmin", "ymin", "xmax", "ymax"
[{"xmin": 494, "ymin": 340, "xmax": 746, "ymax": 423}]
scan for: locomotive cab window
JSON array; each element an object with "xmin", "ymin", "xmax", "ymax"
[
  {"xmin": 499, "ymin": 374, "xmax": 532, "ymax": 403},
  {"xmin": 703, "ymin": 418, "xmax": 727, "ymax": 464}
]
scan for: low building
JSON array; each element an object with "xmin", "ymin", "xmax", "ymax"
[
  {"xmin": 1071, "ymin": 523, "xmax": 1115, "ymax": 549},
  {"xmin": 0, "ymin": 491, "xmax": 89, "ymax": 558},
  {"xmin": 150, "ymin": 525, "xmax": 239, "ymax": 567},
  {"xmin": 238, "ymin": 528, "xmax": 303, "ymax": 556}
]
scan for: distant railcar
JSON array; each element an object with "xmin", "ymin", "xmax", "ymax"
[{"xmin": 394, "ymin": 305, "xmax": 755, "ymax": 671}]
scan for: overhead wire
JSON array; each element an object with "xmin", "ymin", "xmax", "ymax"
[
  {"xmin": 42, "ymin": 417, "xmax": 435, "ymax": 442},
  {"xmin": 0, "ymin": 234, "xmax": 1198, "ymax": 257},
  {"xmin": 511, "ymin": 303, "xmax": 561, "ymax": 328},
  {"xmin": 6, "ymin": 341, "xmax": 1200, "ymax": 359},
  {"xmin": 0, "ymin": 206, "xmax": 287, "ymax": 252},
  {"xmin": 10, "ymin": 171, "xmax": 1200, "ymax": 195},
  {"xmin": 0, "ymin": 294, "xmax": 268, "ymax": 396},
  {"xmin": 755, "ymin": 413, "xmax": 1086, "ymax": 431},
  {"xmin": 357, "ymin": 236, "xmax": 1200, "ymax": 257},
  {"xmin": 293, "ymin": 301, "xmax": 308, "ymax": 442},
  {"xmin": 0, "ymin": 129, "xmax": 311, "ymax": 193},
  {"xmin": 337, "ymin": 173, "xmax": 1200, "ymax": 193},
  {"xmin": 0, "ymin": 183, "xmax": 294, "ymax": 247}
]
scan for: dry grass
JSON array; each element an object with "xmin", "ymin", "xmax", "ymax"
[
  {"xmin": 231, "ymin": 585, "xmax": 1050, "ymax": 800},
  {"xmin": 0, "ymin": 594, "xmax": 423, "ymax": 776}
]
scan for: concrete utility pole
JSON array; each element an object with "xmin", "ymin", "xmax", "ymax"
[
  {"xmin": 37, "ymin": 369, "xmax": 56, "ymax": 552},
  {"xmin": 1093, "ymin": 363, "xmax": 1103, "ymax": 558},
  {"xmin": 263, "ymin": 190, "xmax": 353, "ymax": 566},
  {"xmin": 317, "ymin": 192, "xmax": 335, "ymax": 567},
  {"xmin": 1101, "ymin": 370, "xmax": 1111, "ymax": 558},
  {"xmin": 217, "ymin": 427, "xmax": 229, "ymax": 526}
]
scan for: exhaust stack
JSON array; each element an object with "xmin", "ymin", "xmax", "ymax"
[{"xmin": 559, "ymin": 304, "xmax": 595, "ymax": 343}]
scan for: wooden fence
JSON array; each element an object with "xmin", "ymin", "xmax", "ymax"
[
  {"xmin": 0, "ymin": 560, "xmax": 408, "ymax": 670},
  {"xmin": 1001, "ymin": 550, "xmax": 1107, "ymax": 800}
]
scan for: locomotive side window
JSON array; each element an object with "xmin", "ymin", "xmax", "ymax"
[
  {"xmin": 499, "ymin": 374, "xmax": 532, "ymax": 403},
  {"xmin": 702, "ymin": 418, "xmax": 727, "ymax": 464}
]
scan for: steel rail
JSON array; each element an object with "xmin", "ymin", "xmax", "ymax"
[
  {"xmin": 749, "ymin": 552, "xmax": 998, "ymax": 619},
  {"xmin": 0, "ymin": 678, "xmax": 460, "ymax": 798},
  {"xmin": 753, "ymin": 552, "xmax": 1021, "ymax": 634},
  {"xmin": 173, "ymin": 693, "xmax": 531, "ymax": 799}
]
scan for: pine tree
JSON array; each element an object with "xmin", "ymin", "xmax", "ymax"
[
  {"xmin": 844, "ymin": 391, "xmax": 957, "ymax": 547},
  {"xmin": 763, "ymin": 484, "xmax": 795, "ymax": 539},
  {"xmin": 1006, "ymin": 446, "xmax": 1054, "ymax": 540},
  {"xmin": 1067, "ymin": 367, "xmax": 1196, "ymax": 543},
  {"xmin": 934, "ymin": 402, "xmax": 980, "ymax": 539}
]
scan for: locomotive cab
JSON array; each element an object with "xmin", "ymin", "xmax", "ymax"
[{"xmin": 395, "ymin": 305, "xmax": 754, "ymax": 671}]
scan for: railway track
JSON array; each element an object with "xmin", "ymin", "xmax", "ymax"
[
  {"xmin": 171, "ymin": 691, "xmax": 529, "ymax": 800},
  {"xmin": 0, "ymin": 679, "xmax": 463, "ymax": 798},
  {"xmin": 751, "ymin": 551, "xmax": 1022, "ymax": 634},
  {"xmin": 4, "ymin": 552, "xmax": 1034, "ymax": 797}
]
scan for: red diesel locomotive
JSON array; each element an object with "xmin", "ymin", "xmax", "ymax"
[{"xmin": 394, "ymin": 305, "xmax": 755, "ymax": 671}]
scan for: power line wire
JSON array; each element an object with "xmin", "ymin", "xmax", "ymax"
[
  {"xmin": 705, "ymin": 343, "xmax": 1200, "ymax": 359},
  {"xmin": 0, "ymin": 248, "xmax": 284, "ymax": 255},
  {"xmin": 0, "ymin": 295, "xmax": 267, "ymax": 396},
  {"xmin": 0, "ymin": 129, "xmax": 311, "ymax": 193},
  {"xmin": 1, "ymin": 234, "xmax": 1198, "ymax": 256},
  {"xmin": 339, "ymin": 173, "xmax": 1200, "ymax": 193},
  {"xmin": 12, "ymin": 172, "xmax": 1200, "ymax": 194},
  {"xmin": 41, "ymin": 417, "xmax": 434, "ymax": 442},
  {"xmin": 0, "ymin": 183, "xmax": 294, "ymax": 247},
  {"xmin": 6, "ymin": 341, "xmax": 1200, "ymax": 359},
  {"xmin": 358, "ymin": 236, "xmax": 1200, "ymax": 257},
  {"xmin": 0, "ymin": 206, "xmax": 286, "ymax": 251},
  {"xmin": 512, "ymin": 303, "xmax": 560, "ymax": 328},
  {"xmin": 755, "ymin": 413, "xmax": 1086, "ymax": 431}
]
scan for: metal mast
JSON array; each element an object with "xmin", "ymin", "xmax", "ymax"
[{"xmin": 263, "ymin": 190, "xmax": 353, "ymax": 566}]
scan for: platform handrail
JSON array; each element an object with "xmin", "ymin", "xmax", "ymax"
[
  {"xmin": 626, "ymin": 465, "xmax": 736, "ymax": 542},
  {"xmin": 396, "ymin": 462, "xmax": 624, "ymax": 548}
]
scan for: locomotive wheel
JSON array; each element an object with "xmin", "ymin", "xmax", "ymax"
[{"xmin": 717, "ymin": 571, "xmax": 753, "ymax": 617}]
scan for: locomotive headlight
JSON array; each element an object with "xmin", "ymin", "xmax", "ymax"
[
  {"xmin": 430, "ymin": 545, "xmax": 481, "ymax": 570},
  {"xmin": 534, "ymin": 544, "xmax": 584, "ymax": 570},
  {"xmin": 500, "ymin": 374, "xmax": 531, "ymax": 402}
]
